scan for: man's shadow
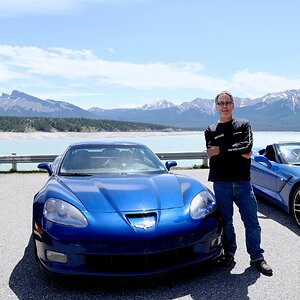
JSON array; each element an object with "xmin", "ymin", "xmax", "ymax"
[
  {"xmin": 9, "ymin": 236, "xmax": 260, "ymax": 300},
  {"xmin": 188, "ymin": 263, "xmax": 261, "ymax": 300}
]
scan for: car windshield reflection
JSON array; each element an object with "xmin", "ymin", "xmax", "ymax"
[
  {"xmin": 278, "ymin": 143, "xmax": 300, "ymax": 165},
  {"xmin": 59, "ymin": 144, "xmax": 167, "ymax": 175}
]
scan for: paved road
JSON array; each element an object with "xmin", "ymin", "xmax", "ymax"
[{"xmin": 0, "ymin": 170, "xmax": 299, "ymax": 300}]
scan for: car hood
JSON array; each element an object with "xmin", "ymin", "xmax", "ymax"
[{"xmin": 60, "ymin": 173, "xmax": 184, "ymax": 213}]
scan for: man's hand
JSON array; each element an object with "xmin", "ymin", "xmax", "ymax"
[
  {"xmin": 207, "ymin": 146, "xmax": 220, "ymax": 157},
  {"xmin": 241, "ymin": 151, "xmax": 252, "ymax": 159},
  {"xmin": 207, "ymin": 147, "xmax": 252, "ymax": 159}
]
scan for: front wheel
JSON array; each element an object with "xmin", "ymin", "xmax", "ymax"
[{"xmin": 291, "ymin": 187, "xmax": 300, "ymax": 226}]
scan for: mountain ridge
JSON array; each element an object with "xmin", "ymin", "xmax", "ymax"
[{"xmin": 1, "ymin": 89, "xmax": 300, "ymax": 130}]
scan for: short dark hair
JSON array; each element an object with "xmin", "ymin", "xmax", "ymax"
[{"xmin": 215, "ymin": 90, "xmax": 234, "ymax": 103}]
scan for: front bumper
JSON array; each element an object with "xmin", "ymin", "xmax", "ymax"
[{"xmin": 34, "ymin": 216, "xmax": 222, "ymax": 277}]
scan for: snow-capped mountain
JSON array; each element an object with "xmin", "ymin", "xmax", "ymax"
[
  {"xmin": 0, "ymin": 90, "xmax": 97, "ymax": 118},
  {"xmin": 88, "ymin": 90, "xmax": 300, "ymax": 130},
  {"xmin": 140, "ymin": 99, "xmax": 175, "ymax": 110},
  {"xmin": 0, "ymin": 89, "xmax": 299, "ymax": 130},
  {"xmin": 178, "ymin": 98, "xmax": 215, "ymax": 114}
]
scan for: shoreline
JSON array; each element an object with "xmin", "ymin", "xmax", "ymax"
[
  {"xmin": 0, "ymin": 131, "xmax": 202, "ymax": 140},
  {"xmin": 0, "ymin": 130, "xmax": 298, "ymax": 140}
]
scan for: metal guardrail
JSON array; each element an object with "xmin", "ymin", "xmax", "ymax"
[{"xmin": 0, "ymin": 151, "xmax": 209, "ymax": 171}]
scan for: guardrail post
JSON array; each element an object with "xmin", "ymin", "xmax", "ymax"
[
  {"xmin": 202, "ymin": 158, "xmax": 209, "ymax": 168},
  {"xmin": 11, "ymin": 153, "xmax": 17, "ymax": 171}
]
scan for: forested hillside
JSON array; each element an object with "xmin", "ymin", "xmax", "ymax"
[{"xmin": 0, "ymin": 116, "xmax": 176, "ymax": 132}]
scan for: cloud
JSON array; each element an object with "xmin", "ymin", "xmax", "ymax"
[
  {"xmin": 0, "ymin": 45, "xmax": 300, "ymax": 100},
  {"xmin": 106, "ymin": 48, "xmax": 116, "ymax": 54},
  {"xmin": 0, "ymin": 0, "xmax": 143, "ymax": 16},
  {"xmin": 0, "ymin": 0, "xmax": 80, "ymax": 16},
  {"xmin": 0, "ymin": 63, "xmax": 27, "ymax": 81},
  {"xmin": 0, "ymin": 45, "xmax": 225, "ymax": 91},
  {"xmin": 33, "ymin": 91, "xmax": 110, "ymax": 101},
  {"xmin": 232, "ymin": 70, "xmax": 300, "ymax": 98}
]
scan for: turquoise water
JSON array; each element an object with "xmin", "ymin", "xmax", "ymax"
[
  {"xmin": 0, "ymin": 131, "xmax": 299, "ymax": 170},
  {"xmin": 0, "ymin": 133, "xmax": 204, "ymax": 155}
]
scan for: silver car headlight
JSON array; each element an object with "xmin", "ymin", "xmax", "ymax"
[
  {"xmin": 189, "ymin": 189, "xmax": 216, "ymax": 219},
  {"xmin": 43, "ymin": 198, "xmax": 88, "ymax": 227}
]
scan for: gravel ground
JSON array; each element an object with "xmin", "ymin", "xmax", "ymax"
[{"xmin": 0, "ymin": 170, "xmax": 299, "ymax": 300}]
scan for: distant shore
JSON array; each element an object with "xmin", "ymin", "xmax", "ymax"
[
  {"xmin": 0, "ymin": 130, "xmax": 298, "ymax": 140},
  {"xmin": 0, "ymin": 131, "xmax": 202, "ymax": 140}
]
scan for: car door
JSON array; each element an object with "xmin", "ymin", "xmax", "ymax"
[{"xmin": 251, "ymin": 156, "xmax": 278, "ymax": 200}]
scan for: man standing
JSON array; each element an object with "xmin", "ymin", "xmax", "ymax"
[{"xmin": 204, "ymin": 90, "xmax": 272, "ymax": 275}]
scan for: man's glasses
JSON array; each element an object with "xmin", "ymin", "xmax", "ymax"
[{"xmin": 216, "ymin": 101, "xmax": 233, "ymax": 106}]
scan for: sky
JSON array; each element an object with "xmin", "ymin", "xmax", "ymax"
[{"xmin": 1, "ymin": 0, "xmax": 300, "ymax": 109}]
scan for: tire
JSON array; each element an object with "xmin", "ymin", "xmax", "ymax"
[{"xmin": 291, "ymin": 186, "xmax": 300, "ymax": 226}]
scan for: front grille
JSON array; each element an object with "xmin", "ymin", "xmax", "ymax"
[{"xmin": 85, "ymin": 244, "xmax": 199, "ymax": 273}]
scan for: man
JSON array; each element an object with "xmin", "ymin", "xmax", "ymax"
[{"xmin": 204, "ymin": 90, "xmax": 272, "ymax": 276}]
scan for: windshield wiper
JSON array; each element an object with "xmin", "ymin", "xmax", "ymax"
[{"xmin": 60, "ymin": 172, "xmax": 92, "ymax": 177}]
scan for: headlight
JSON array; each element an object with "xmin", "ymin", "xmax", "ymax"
[
  {"xmin": 43, "ymin": 199, "xmax": 88, "ymax": 227},
  {"xmin": 189, "ymin": 189, "xmax": 216, "ymax": 219}
]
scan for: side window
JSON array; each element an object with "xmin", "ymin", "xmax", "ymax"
[{"xmin": 51, "ymin": 155, "xmax": 61, "ymax": 173}]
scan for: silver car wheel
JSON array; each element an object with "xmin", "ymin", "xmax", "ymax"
[{"xmin": 292, "ymin": 187, "xmax": 300, "ymax": 226}]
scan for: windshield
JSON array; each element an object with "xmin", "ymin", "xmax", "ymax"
[
  {"xmin": 59, "ymin": 144, "xmax": 167, "ymax": 175},
  {"xmin": 277, "ymin": 143, "xmax": 300, "ymax": 165}
]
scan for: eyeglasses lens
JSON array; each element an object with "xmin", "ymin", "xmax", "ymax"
[{"xmin": 217, "ymin": 101, "xmax": 232, "ymax": 106}]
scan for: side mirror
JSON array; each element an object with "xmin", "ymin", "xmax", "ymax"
[
  {"xmin": 38, "ymin": 163, "xmax": 53, "ymax": 176},
  {"xmin": 253, "ymin": 155, "xmax": 272, "ymax": 168},
  {"xmin": 165, "ymin": 160, "xmax": 177, "ymax": 171}
]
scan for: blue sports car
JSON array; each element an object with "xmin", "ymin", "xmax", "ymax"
[
  {"xmin": 251, "ymin": 141, "xmax": 300, "ymax": 226},
  {"xmin": 33, "ymin": 141, "xmax": 223, "ymax": 278}
]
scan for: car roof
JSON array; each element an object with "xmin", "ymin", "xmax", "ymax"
[
  {"xmin": 274, "ymin": 141, "xmax": 300, "ymax": 146},
  {"xmin": 68, "ymin": 140, "xmax": 145, "ymax": 148}
]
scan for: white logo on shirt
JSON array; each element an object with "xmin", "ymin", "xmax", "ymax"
[{"xmin": 214, "ymin": 134, "xmax": 224, "ymax": 140}]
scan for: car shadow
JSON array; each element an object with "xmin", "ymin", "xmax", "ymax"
[
  {"xmin": 9, "ymin": 235, "xmax": 260, "ymax": 300},
  {"xmin": 256, "ymin": 197, "xmax": 300, "ymax": 236}
]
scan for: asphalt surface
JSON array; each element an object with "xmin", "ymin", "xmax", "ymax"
[{"xmin": 0, "ymin": 170, "xmax": 299, "ymax": 300}]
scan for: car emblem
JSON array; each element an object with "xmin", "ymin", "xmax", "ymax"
[
  {"xmin": 128, "ymin": 216, "xmax": 156, "ymax": 231},
  {"xmin": 133, "ymin": 221, "xmax": 155, "ymax": 230}
]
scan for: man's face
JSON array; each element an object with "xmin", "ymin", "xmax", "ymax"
[{"xmin": 215, "ymin": 93, "xmax": 234, "ymax": 121}]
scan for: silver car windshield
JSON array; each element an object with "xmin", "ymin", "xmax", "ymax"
[
  {"xmin": 59, "ymin": 145, "xmax": 167, "ymax": 175},
  {"xmin": 277, "ymin": 143, "xmax": 300, "ymax": 165}
]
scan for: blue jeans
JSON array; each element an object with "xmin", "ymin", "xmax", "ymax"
[{"xmin": 213, "ymin": 181, "xmax": 264, "ymax": 261}]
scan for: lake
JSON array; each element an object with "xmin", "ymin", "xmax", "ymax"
[{"xmin": 0, "ymin": 131, "xmax": 299, "ymax": 171}]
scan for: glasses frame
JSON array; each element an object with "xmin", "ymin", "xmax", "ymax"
[{"xmin": 216, "ymin": 100, "xmax": 233, "ymax": 106}]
